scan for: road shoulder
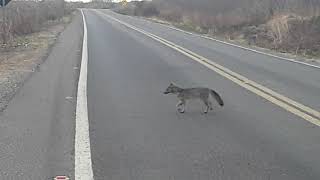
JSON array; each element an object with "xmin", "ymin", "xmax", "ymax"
[
  {"xmin": 0, "ymin": 12, "xmax": 75, "ymax": 111},
  {"xmin": 0, "ymin": 10, "xmax": 83, "ymax": 179},
  {"xmin": 136, "ymin": 14, "xmax": 320, "ymax": 68}
]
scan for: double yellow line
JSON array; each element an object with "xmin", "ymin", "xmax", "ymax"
[{"xmin": 95, "ymin": 10, "xmax": 320, "ymax": 126}]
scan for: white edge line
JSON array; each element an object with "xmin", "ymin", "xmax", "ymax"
[
  {"xmin": 161, "ymin": 24, "xmax": 320, "ymax": 69},
  {"xmin": 114, "ymin": 12, "xmax": 320, "ymax": 70},
  {"xmin": 75, "ymin": 9, "xmax": 94, "ymax": 180},
  {"xmin": 95, "ymin": 11, "xmax": 320, "ymax": 126}
]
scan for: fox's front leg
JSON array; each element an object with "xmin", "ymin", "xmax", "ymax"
[
  {"xmin": 176, "ymin": 100, "xmax": 185, "ymax": 113},
  {"xmin": 202, "ymin": 99, "xmax": 212, "ymax": 114}
]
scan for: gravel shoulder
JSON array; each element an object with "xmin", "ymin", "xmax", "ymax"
[{"xmin": 0, "ymin": 13, "xmax": 74, "ymax": 111}]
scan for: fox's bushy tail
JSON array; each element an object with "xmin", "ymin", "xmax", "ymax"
[{"xmin": 210, "ymin": 90, "xmax": 224, "ymax": 106}]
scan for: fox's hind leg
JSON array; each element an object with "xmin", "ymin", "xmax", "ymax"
[
  {"xmin": 208, "ymin": 101, "xmax": 213, "ymax": 110},
  {"xmin": 176, "ymin": 99, "xmax": 186, "ymax": 113}
]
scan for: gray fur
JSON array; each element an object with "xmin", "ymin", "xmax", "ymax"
[{"xmin": 164, "ymin": 82, "xmax": 224, "ymax": 113}]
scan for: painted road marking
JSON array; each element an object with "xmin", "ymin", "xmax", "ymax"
[
  {"xmin": 95, "ymin": 10, "xmax": 320, "ymax": 126},
  {"xmin": 107, "ymin": 10, "xmax": 320, "ymax": 69},
  {"xmin": 168, "ymin": 24, "xmax": 320, "ymax": 69},
  {"xmin": 120, "ymin": 12, "xmax": 320, "ymax": 70},
  {"xmin": 75, "ymin": 9, "xmax": 94, "ymax": 180},
  {"xmin": 165, "ymin": 25, "xmax": 320, "ymax": 70}
]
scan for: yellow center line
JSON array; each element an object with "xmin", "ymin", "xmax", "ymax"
[{"xmin": 95, "ymin": 10, "xmax": 320, "ymax": 127}]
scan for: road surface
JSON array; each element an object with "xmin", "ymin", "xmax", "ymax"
[
  {"xmin": 0, "ymin": 12, "xmax": 83, "ymax": 179},
  {"xmin": 84, "ymin": 9, "xmax": 320, "ymax": 180},
  {"xmin": 0, "ymin": 9, "xmax": 320, "ymax": 179}
]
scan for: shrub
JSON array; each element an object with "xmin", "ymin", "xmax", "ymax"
[{"xmin": 0, "ymin": 0, "xmax": 68, "ymax": 44}]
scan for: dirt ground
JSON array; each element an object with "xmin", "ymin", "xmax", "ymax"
[{"xmin": 0, "ymin": 13, "xmax": 74, "ymax": 111}]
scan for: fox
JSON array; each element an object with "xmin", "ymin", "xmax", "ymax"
[{"xmin": 163, "ymin": 82, "xmax": 224, "ymax": 113}]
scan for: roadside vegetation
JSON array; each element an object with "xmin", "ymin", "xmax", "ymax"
[
  {"xmin": 0, "ymin": 0, "xmax": 74, "ymax": 110},
  {"xmin": 0, "ymin": 0, "xmax": 115, "ymax": 111},
  {"xmin": 0, "ymin": 0, "xmax": 70, "ymax": 45},
  {"xmin": 66, "ymin": 0, "xmax": 115, "ymax": 10},
  {"xmin": 114, "ymin": 0, "xmax": 320, "ymax": 59},
  {"xmin": 0, "ymin": 0, "xmax": 115, "ymax": 49}
]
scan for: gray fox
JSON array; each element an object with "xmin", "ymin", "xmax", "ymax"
[{"xmin": 164, "ymin": 82, "xmax": 224, "ymax": 113}]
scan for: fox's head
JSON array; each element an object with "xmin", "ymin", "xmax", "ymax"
[{"xmin": 164, "ymin": 82, "xmax": 182, "ymax": 94}]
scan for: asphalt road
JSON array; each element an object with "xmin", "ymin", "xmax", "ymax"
[
  {"xmin": 0, "ymin": 9, "xmax": 319, "ymax": 180},
  {"xmin": 84, "ymin": 9, "xmax": 320, "ymax": 180},
  {"xmin": 102, "ymin": 10, "xmax": 320, "ymax": 111},
  {"xmin": 0, "ymin": 12, "xmax": 83, "ymax": 179}
]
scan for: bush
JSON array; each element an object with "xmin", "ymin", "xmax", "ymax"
[
  {"xmin": 150, "ymin": 0, "xmax": 320, "ymax": 57},
  {"xmin": 133, "ymin": 1, "xmax": 159, "ymax": 17},
  {"xmin": 0, "ymin": 0, "xmax": 68, "ymax": 44},
  {"xmin": 114, "ymin": 1, "xmax": 159, "ymax": 17}
]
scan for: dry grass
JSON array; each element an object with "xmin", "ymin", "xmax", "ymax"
[
  {"xmin": 119, "ymin": 0, "xmax": 320, "ymax": 58},
  {"xmin": 0, "ymin": 12, "xmax": 72, "ymax": 64},
  {"xmin": 0, "ymin": 8, "xmax": 74, "ymax": 111},
  {"xmin": 0, "ymin": 0, "xmax": 68, "ymax": 45}
]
